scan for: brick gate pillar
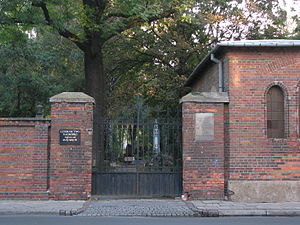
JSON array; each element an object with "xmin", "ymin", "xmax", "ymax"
[
  {"xmin": 180, "ymin": 92, "xmax": 229, "ymax": 200},
  {"xmin": 49, "ymin": 92, "xmax": 94, "ymax": 200}
]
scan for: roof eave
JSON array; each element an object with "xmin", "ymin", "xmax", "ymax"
[
  {"xmin": 184, "ymin": 40, "xmax": 300, "ymax": 87},
  {"xmin": 184, "ymin": 45, "xmax": 221, "ymax": 87}
]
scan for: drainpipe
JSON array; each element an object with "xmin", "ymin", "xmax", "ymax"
[{"xmin": 211, "ymin": 54, "xmax": 224, "ymax": 92}]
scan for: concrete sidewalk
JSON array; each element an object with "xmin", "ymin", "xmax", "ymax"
[
  {"xmin": 0, "ymin": 199, "xmax": 300, "ymax": 217},
  {"xmin": 0, "ymin": 200, "xmax": 86, "ymax": 216},
  {"xmin": 191, "ymin": 201, "xmax": 300, "ymax": 217}
]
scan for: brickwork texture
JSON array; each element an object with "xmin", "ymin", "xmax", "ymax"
[
  {"xmin": 0, "ymin": 93, "xmax": 94, "ymax": 200},
  {"xmin": 183, "ymin": 46, "xmax": 300, "ymax": 201},
  {"xmin": 182, "ymin": 102, "xmax": 225, "ymax": 200},
  {"xmin": 0, "ymin": 119, "xmax": 50, "ymax": 200},
  {"xmin": 226, "ymin": 48, "xmax": 300, "ymax": 182},
  {"xmin": 50, "ymin": 101, "xmax": 93, "ymax": 200}
]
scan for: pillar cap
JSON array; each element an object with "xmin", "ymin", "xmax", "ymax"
[
  {"xmin": 50, "ymin": 92, "xmax": 95, "ymax": 103},
  {"xmin": 180, "ymin": 92, "xmax": 229, "ymax": 103}
]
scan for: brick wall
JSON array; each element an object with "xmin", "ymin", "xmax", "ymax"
[
  {"xmin": 224, "ymin": 47, "xmax": 300, "ymax": 201},
  {"xmin": 182, "ymin": 99, "xmax": 227, "ymax": 200},
  {"xmin": 192, "ymin": 63, "xmax": 219, "ymax": 92},
  {"xmin": 183, "ymin": 46, "xmax": 300, "ymax": 202},
  {"xmin": 226, "ymin": 47, "xmax": 300, "ymax": 181},
  {"xmin": 0, "ymin": 118, "xmax": 50, "ymax": 200},
  {"xmin": 0, "ymin": 92, "xmax": 94, "ymax": 200}
]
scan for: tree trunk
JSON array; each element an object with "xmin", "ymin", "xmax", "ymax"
[{"xmin": 84, "ymin": 42, "xmax": 106, "ymax": 170}]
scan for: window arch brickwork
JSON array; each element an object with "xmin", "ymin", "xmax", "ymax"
[
  {"xmin": 265, "ymin": 82, "xmax": 288, "ymax": 139},
  {"xmin": 297, "ymin": 82, "xmax": 300, "ymax": 137}
]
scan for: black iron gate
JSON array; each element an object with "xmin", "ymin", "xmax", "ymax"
[{"xmin": 92, "ymin": 108, "xmax": 182, "ymax": 197}]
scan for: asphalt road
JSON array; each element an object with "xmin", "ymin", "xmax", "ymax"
[{"xmin": 0, "ymin": 216, "xmax": 300, "ymax": 225}]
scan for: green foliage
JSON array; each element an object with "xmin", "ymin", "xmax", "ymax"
[
  {"xmin": 105, "ymin": 0, "xmax": 292, "ymax": 114},
  {"xmin": 0, "ymin": 27, "xmax": 28, "ymax": 46},
  {"xmin": 0, "ymin": 28, "xmax": 84, "ymax": 117},
  {"xmin": 0, "ymin": 0, "xmax": 297, "ymax": 117}
]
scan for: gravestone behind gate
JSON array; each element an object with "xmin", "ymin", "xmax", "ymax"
[
  {"xmin": 92, "ymin": 106, "xmax": 183, "ymax": 197},
  {"xmin": 0, "ymin": 92, "xmax": 183, "ymax": 200}
]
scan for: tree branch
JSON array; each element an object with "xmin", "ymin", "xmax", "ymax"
[
  {"xmin": 104, "ymin": 9, "xmax": 176, "ymax": 41},
  {"xmin": 108, "ymin": 58, "xmax": 149, "ymax": 88},
  {"xmin": 32, "ymin": 2, "xmax": 52, "ymax": 25},
  {"xmin": 32, "ymin": 1, "xmax": 86, "ymax": 51},
  {"xmin": 150, "ymin": 25, "xmax": 174, "ymax": 46},
  {"xmin": 104, "ymin": 12, "xmax": 131, "ymax": 19},
  {"xmin": 0, "ymin": 18, "xmax": 35, "ymax": 25},
  {"xmin": 128, "ymin": 9, "xmax": 176, "ymax": 29}
]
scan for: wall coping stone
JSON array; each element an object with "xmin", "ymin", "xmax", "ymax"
[
  {"xmin": 180, "ymin": 92, "xmax": 229, "ymax": 103},
  {"xmin": 50, "ymin": 92, "xmax": 95, "ymax": 103},
  {"xmin": 0, "ymin": 118, "xmax": 51, "ymax": 127},
  {"xmin": 0, "ymin": 118, "xmax": 50, "ymax": 122}
]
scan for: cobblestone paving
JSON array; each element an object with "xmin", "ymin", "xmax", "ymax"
[{"xmin": 78, "ymin": 199, "xmax": 196, "ymax": 217}]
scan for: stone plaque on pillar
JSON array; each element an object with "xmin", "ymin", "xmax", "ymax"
[{"xmin": 195, "ymin": 113, "xmax": 214, "ymax": 141}]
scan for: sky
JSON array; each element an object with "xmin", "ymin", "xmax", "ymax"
[{"xmin": 281, "ymin": 0, "xmax": 300, "ymax": 31}]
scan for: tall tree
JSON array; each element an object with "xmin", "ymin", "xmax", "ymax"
[
  {"xmin": 0, "ymin": 0, "xmax": 187, "ymax": 167},
  {"xmin": 0, "ymin": 0, "xmax": 290, "ymax": 167},
  {"xmin": 104, "ymin": 0, "xmax": 289, "ymax": 113}
]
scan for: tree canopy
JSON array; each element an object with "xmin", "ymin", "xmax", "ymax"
[
  {"xmin": 103, "ymin": 0, "xmax": 291, "ymax": 113},
  {"xmin": 0, "ymin": 26, "xmax": 84, "ymax": 116},
  {"xmin": 0, "ymin": 0, "xmax": 297, "ymax": 166},
  {"xmin": 0, "ymin": 0, "xmax": 292, "ymax": 113}
]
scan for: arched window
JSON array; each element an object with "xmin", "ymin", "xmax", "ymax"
[
  {"xmin": 267, "ymin": 86, "xmax": 285, "ymax": 138},
  {"xmin": 297, "ymin": 83, "xmax": 300, "ymax": 138}
]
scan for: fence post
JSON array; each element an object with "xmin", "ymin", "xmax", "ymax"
[
  {"xmin": 49, "ymin": 92, "xmax": 94, "ymax": 200},
  {"xmin": 180, "ymin": 92, "xmax": 229, "ymax": 200}
]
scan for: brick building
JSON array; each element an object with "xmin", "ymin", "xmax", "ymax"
[{"xmin": 181, "ymin": 40, "xmax": 300, "ymax": 202}]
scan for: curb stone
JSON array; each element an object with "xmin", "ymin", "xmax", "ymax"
[
  {"xmin": 201, "ymin": 210, "xmax": 219, "ymax": 217},
  {"xmin": 218, "ymin": 210, "xmax": 300, "ymax": 217},
  {"xmin": 0, "ymin": 201, "xmax": 87, "ymax": 216},
  {"xmin": 266, "ymin": 210, "xmax": 300, "ymax": 217},
  {"xmin": 59, "ymin": 200, "xmax": 91, "ymax": 216},
  {"xmin": 194, "ymin": 209, "xmax": 300, "ymax": 217},
  {"xmin": 184, "ymin": 201, "xmax": 202, "ymax": 217},
  {"xmin": 0, "ymin": 211, "xmax": 58, "ymax": 216},
  {"xmin": 184, "ymin": 201, "xmax": 220, "ymax": 217},
  {"xmin": 189, "ymin": 201, "xmax": 300, "ymax": 217}
]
